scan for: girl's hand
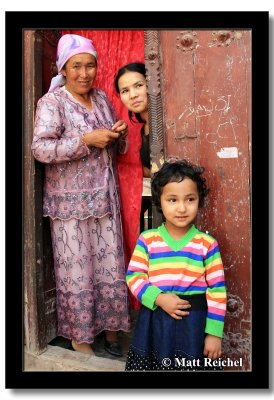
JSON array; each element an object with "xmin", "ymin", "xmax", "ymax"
[
  {"xmin": 203, "ymin": 335, "xmax": 222, "ymax": 360},
  {"xmin": 83, "ymin": 128, "xmax": 119, "ymax": 149},
  {"xmin": 112, "ymin": 120, "xmax": 128, "ymax": 138},
  {"xmin": 155, "ymin": 293, "xmax": 191, "ymax": 320}
]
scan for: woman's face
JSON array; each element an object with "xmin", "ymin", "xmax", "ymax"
[
  {"xmin": 118, "ymin": 71, "xmax": 148, "ymax": 114},
  {"xmin": 62, "ymin": 53, "xmax": 97, "ymax": 96}
]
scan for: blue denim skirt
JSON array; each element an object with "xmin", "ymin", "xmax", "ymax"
[{"xmin": 125, "ymin": 294, "xmax": 214, "ymax": 371}]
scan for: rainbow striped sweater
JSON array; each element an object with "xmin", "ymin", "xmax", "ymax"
[{"xmin": 126, "ymin": 224, "xmax": 227, "ymax": 338}]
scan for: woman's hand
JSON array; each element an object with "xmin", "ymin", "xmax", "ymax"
[
  {"xmin": 112, "ymin": 120, "xmax": 128, "ymax": 139},
  {"xmin": 203, "ymin": 335, "xmax": 222, "ymax": 360},
  {"xmin": 155, "ymin": 293, "xmax": 191, "ymax": 320},
  {"xmin": 82, "ymin": 128, "xmax": 119, "ymax": 149},
  {"xmin": 143, "ymin": 166, "xmax": 151, "ymax": 178}
]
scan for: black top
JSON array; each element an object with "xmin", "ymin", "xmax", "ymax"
[{"xmin": 140, "ymin": 126, "xmax": 150, "ymax": 169}]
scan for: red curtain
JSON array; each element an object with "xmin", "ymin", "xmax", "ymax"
[{"xmin": 63, "ymin": 30, "xmax": 144, "ymax": 309}]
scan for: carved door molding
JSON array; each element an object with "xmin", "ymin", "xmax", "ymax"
[{"xmin": 144, "ymin": 31, "xmax": 165, "ymax": 174}]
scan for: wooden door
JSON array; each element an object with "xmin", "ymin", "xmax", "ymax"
[
  {"xmin": 38, "ymin": 30, "xmax": 62, "ymax": 343},
  {"xmin": 145, "ymin": 30, "xmax": 251, "ymax": 371},
  {"xmin": 24, "ymin": 30, "xmax": 60, "ymax": 353}
]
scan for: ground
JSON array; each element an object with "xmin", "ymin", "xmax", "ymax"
[{"xmin": 24, "ymin": 312, "xmax": 137, "ymax": 371}]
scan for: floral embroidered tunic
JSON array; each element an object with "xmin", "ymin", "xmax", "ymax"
[{"xmin": 32, "ymin": 86, "xmax": 127, "ymax": 220}]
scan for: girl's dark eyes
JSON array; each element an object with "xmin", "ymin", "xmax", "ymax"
[{"xmin": 167, "ymin": 198, "xmax": 196, "ymax": 203}]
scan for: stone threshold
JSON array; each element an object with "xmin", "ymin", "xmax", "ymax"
[{"xmin": 24, "ymin": 345, "xmax": 126, "ymax": 372}]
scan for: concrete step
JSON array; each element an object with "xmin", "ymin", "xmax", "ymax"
[{"xmin": 25, "ymin": 344, "xmax": 126, "ymax": 371}]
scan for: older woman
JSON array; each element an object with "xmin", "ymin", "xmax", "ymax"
[{"xmin": 32, "ymin": 34, "xmax": 131, "ymax": 356}]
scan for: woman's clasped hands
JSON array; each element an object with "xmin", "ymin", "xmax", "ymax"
[
  {"xmin": 112, "ymin": 119, "xmax": 128, "ymax": 138},
  {"xmin": 83, "ymin": 119, "xmax": 128, "ymax": 149}
]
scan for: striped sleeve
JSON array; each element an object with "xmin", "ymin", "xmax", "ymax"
[
  {"xmin": 126, "ymin": 234, "xmax": 163, "ymax": 310},
  {"xmin": 204, "ymin": 239, "xmax": 227, "ymax": 338}
]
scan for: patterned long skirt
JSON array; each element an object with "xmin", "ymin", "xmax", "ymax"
[
  {"xmin": 50, "ymin": 214, "xmax": 131, "ymax": 344},
  {"xmin": 125, "ymin": 294, "xmax": 221, "ymax": 371}
]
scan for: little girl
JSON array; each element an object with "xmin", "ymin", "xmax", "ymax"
[{"xmin": 125, "ymin": 159, "xmax": 227, "ymax": 370}]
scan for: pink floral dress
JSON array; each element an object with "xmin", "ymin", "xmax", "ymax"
[{"xmin": 32, "ymin": 86, "xmax": 131, "ymax": 344}]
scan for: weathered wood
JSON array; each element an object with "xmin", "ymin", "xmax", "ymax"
[
  {"xmin": 146, "ymin": 30, "xmax": 251, "ymax": 370},
  {"xmin": 24, "ymin": 30, "xmax": 47, "ymax": 353},
  {"xmin": 24, "ymin": 30, "xmax": 61, "ymax": 353},
  {"xmin": 144, "ymin": 31, "xmax": 164, "ymax": 228}
]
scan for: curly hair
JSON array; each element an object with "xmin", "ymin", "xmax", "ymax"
[{"xmin": 151, "ymin": 159, "xmax": 210, "ymax": 214}]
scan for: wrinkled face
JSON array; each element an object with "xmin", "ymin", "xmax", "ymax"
[
  {"xmin": 160, "ymin": 178, "xmax": 199, "ymax": 236},
  {"xmin": 62, "ymin": 53, "xmax": 97, "ymax": 95},
  {"xmin": 118, "ymin": 71, "xmax": 148, "ymax": 114}
]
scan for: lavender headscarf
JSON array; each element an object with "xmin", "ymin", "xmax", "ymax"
[{"xmin": 48, "ymin": 34, "xmax": 97, "ymax": 92}]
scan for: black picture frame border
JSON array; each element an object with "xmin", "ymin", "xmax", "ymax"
[{"xmin": 6, "ymin": 10, "xmax": 269, "ymax": 390}]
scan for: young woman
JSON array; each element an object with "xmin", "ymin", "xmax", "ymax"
[
  {"xmin": 114, "ymin": 62, "xmax": 151, "ymax": 311},
  {"xmin": 125, "ymin": 159, "xmax": 227, "ymax": 370},
  {"xmin": 114, "ymin": 62, "xmax": 150, "ymax": 179}
]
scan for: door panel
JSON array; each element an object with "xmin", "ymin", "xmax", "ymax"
[
  {"xmin": 39, "ymin": 30, "xmax": 61, "ymax": 342},
  {"xmin": 145, "ymin": 30, "xmax": 251, "ymax": 370},
  {"xmin": 24, "ymin": 30, "xmax": 60, "ymax": 351},
  {"xmin": 24, "ymin": 30, "xmax": 47, "ymax": 353}
]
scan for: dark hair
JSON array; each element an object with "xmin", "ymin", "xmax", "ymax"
[
  {"xmin": 114, "ymin": 62, "xmax": 146, "ymax": 123},
  {"xmin": 151, "ymin": 159, "xmax": 210, "ymax": 213}
]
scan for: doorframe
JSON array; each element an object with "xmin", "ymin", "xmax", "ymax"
[
  {"xmin": 23, "ymin": 30, "xmax": 47, "ymax": 354},
  {"xmin": 144, "ymin": 30, "xmax": 165, "ymax": 228}
]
